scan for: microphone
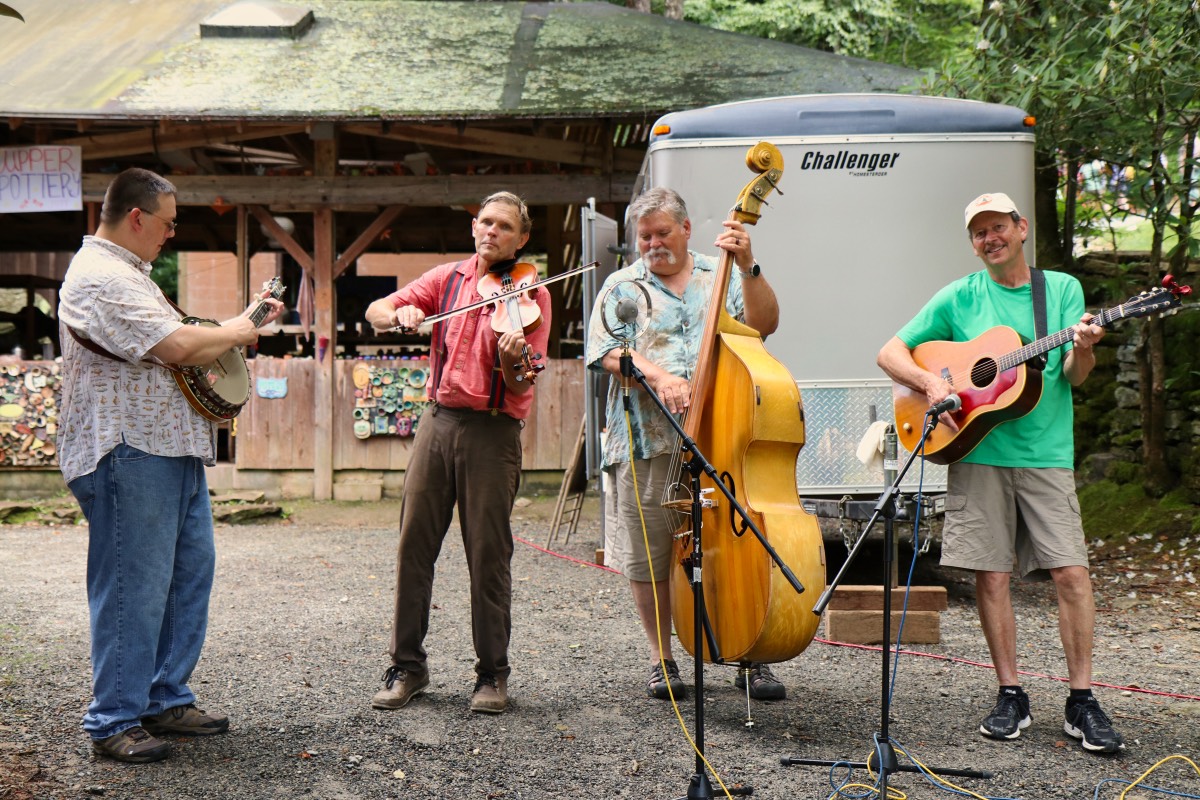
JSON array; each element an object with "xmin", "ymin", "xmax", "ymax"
[
  {"xmin": 929, "ymin": 394, "xmax": 961, "ymax": 416},
  {"xmin": 615, "ymin": 297, "xmax": 640, "ymax": 326}
]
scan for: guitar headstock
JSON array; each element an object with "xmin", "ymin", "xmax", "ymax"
[
  {"xmin": 732, "ymin": 142, "xmax": 784, "ymax": 227},
  {"xmin": 1120, "ymin": 276, "xmax": 1191, "ymax": 320}
]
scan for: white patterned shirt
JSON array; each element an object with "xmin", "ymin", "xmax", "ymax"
[
  {"xmin": 585, "ymin": 251, "xmax": 745, "ymax": 469},
  {"xmin": 57, "ymin": 236, "xmax": 215, "ymax": 483}
]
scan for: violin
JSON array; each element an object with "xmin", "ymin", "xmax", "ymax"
[{"xmin": 477, "ymin": 260, "xmax": 545, "ymax": 384}]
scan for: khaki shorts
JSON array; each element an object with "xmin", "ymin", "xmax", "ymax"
[
  {"xmin": 940, "ymin": 463, "xmax": 1088, "ymax": 580},
  {"xmin": 603, "ymin": 455, "xmax": 679, "ymax": 582}
]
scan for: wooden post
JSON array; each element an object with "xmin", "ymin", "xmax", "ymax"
[
  {"xmin": 236, "ymin": 204, "xmax": 249, "ymax": 309},
  {"xmin": 545, "ymin": 204, "xmax": 565, "ymax": 358},
  {"xmin": 312, "ymin": 137, "xmax": 337, "ymax": 499}
]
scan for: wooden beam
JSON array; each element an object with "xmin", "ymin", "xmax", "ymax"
[
  {"xmin": 83, "ymin": 173, "xmax": 637, "ymax": 206},
  {"xmin": 246, "ymin": 204, "xmax": 313, "ymax": 272},
  {"xmin": 333, "ymin": 204, "xmax": 406, "ymax": 279},
  {"xmin": 61, "ymin": 124, "xmax": 308, "ymax": 161},
  {"xmin": 343, "ymin": 123, "xmax": 645, "ymax": 173}
]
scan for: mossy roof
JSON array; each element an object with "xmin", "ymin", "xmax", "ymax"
[{"xmin": 1, "ymin": 0, "xmax": 919, "ymax": 121}]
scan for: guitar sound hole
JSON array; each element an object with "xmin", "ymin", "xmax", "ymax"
[{"xmin": 971, "ymin": 358, "xmax": 998, "ymax": 388}]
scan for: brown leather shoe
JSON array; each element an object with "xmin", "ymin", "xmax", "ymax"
[
  {"xmin": 371, "ymin": 665, "xmax": 430, "ymax": 710},
  {"xmin": 470, "ymin": 673, "xmax": 507, "ymax": 714},
  {"xmin": 92, "ymin": 726, "xmax": 169, "ymax": 763},
  {"xmin": 142, "ymin": 704, "xmax": 229, "ymax": 736}
]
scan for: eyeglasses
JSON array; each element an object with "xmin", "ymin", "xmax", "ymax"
[{"xmin": 138, "ymin": 208, "xmax": 178, "ymax": 232}]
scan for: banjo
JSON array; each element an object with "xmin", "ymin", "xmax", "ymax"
[{"xmin": 170, "ymin": 277, "xmax": 285, "ymax": 421}]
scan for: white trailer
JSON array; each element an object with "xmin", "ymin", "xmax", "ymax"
[{"xmin": 631, "ymin": 93, "xmax": 1036, "ymax": 506}]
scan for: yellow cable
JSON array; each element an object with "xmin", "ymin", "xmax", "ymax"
[
  {"xmin": 1117, "ymin": 754, "xmax": 1200, "ymax": 799},
  {"xmin": 625, "ymin": 406, "xmax": 738, "ymax": 800}
]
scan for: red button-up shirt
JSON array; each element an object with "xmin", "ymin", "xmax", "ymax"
[{"xmin": 386, "ymin": 255, "xmax": 552, "ymax": 420}]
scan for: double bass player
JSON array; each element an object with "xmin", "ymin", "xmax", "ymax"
[{"xmin": 585, "ymin": 187, "xmax": 788, "ymax": 701}]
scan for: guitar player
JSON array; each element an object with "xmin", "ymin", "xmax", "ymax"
[
  {"xmin": 875, "ymin": 192, "xmax": 1124, "ymax": 755},
  {"xmin": 57, "ymin": 168, "xmax": 285, "ymax": 763}
]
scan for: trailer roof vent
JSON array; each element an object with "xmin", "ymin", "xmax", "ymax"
[{"xmin": 201, "ymin": 1, "xmax": 315, "ymax": 39}]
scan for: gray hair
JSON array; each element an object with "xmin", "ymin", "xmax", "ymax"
[
  {"xmin": 629, "ymin": 187, "xmax": 688, "ymax": 226},
  {"xmin": 479, "ymin": 191, "xmax": 532, "ymax": 234},
  {"xmin": 100, "ymin": 168, "xmax": 176, "ymax": 225}
]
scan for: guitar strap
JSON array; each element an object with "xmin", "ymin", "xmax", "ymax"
[
  {"xmin": 65, "ymin": 284, "xmax": 192, "ymax": 375},
  {"xmin": 1030, "ymin": 267, "xmax": 1049, "ymax": 371}
]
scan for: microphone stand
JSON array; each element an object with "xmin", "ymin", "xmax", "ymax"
[
  {"xmin": 780, "ymin": 408, "xmax": 991, "ymax": 793},
  {"xmin": 620, "ymin": 349, "xmax": 804, "ymax": 800}
]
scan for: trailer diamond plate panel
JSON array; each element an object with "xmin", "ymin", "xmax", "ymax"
[{"xmin": 795, "ymin": 380, "xmax": 947, "ymax": 495}]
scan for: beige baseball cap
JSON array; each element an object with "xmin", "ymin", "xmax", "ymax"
[{"xmin": 964, "ymin": 192, "xmax": 1020, "ymax": 229}]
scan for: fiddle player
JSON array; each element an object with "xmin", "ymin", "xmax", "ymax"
[
  {"xmin": 584, "ymin": 187, "xmax": 788, "ymax": 701},
  {"xmin": 364, "ymin": 191, "xmax": 550, "ymax": 715},
  {"xmin": 876, "ymin": 192, "xmax": 1123, "ymax": 754}
]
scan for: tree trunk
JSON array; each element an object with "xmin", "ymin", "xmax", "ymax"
[
  {"xmin": 1140, "ymin": 108, "xmax": 1171, "ymax": 496},
  {"xmin": 626, "ymin": 0, "xmax": 650, "ymax": 12},
  {"xmin": 664, "ymin": 0, "xmax": 683, "ymax": 19},
  {"xmin": 1034, "ymin": 148, "xmax": 1062, "ymax": 269},
  {"xmin": 1061, "ymin": 155, "xmax": 1080, "ymax": 269}
]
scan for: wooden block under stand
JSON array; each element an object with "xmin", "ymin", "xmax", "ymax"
[{"xmin": 823, "ymin": 585, "xmax": 948, "ymax": 644}]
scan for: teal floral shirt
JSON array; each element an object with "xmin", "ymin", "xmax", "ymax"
[{"xmin": 585, "ymin": 251, "xmax": 745, "ymax": 469}]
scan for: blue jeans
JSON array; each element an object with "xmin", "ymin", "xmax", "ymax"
[{"xmin": 68, "ymin": 443, "xmax": 216, "ymax": 740}]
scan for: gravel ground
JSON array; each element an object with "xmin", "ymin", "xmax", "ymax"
[{"xmin": 2, "ymin": 496, "xmax": 1199, "ymax": 800}]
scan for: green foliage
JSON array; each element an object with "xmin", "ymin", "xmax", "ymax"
[
  {"xmin": 925, "ymin": 0, "xmax": 1200, "ymax": 261},
  {"xmin": 682, "ymin": 0, "xmax": 977, "ymax": 68},
  {"xmin": 151, "ymin": 251, "xmax": 178, "ymax": 302}
]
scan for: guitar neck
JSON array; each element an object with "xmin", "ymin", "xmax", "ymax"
[{"xmin": 999, "ymin": 304, "xmax": 1125, "ymax": 371}]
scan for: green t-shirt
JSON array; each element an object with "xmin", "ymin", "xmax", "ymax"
[{"xmin": 896, "ymin": 269, "xmax": 1085, "ymax": 468}]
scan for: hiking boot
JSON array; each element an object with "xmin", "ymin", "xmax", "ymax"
[
  {"xmin": 470, "ymin": 673, "xmax": 508, "ymax": 714},
  {"xmin": 142, "ymin": 704, "xmax": 229, "ymax": 736},
  {"xmin": 646, "ymin": 659, "xmax": 687, "ymax": 700},
  {"xmin": 979, "ymin": 688, "xmax": 1031, "ymax": 740},
  {"xmin": 92, "ymin": 726, "xmax": 169, "ymax": 763},
  {"xmin": 371, "ymin": 665, "xmax": 430, "ymax": 710},
  {"xmin": 1064, "ymin": 697, "xmax": 1125, "ymax": 753},
  {"xmin": 734, "ymin": 663, "xmax": 786, "ymax": 700}
]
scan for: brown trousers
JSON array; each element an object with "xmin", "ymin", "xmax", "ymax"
[{"xmin": 388, "ymin": 404, "xmax": 522, "ymax": 679}]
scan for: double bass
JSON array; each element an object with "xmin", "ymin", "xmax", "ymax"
[{"xmin": 668, "ymin": 142, "xmax": 827, "ymax": 665}]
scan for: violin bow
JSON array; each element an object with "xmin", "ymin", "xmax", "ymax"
[{"xmin": 387, "ymin": 261, "xmax": 598, "ymax": 333}]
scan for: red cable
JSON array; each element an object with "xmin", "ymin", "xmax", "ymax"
[{"xmin": 517, "ymin": 536, "xmax": 1200, "ymax": 702}]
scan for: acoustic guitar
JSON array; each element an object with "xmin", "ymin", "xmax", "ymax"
[
  {"xmin": 892, "ymin": 276, "xmax": 1191, "ymax": 464},
  {"xmin": 171, "ymin": 277, "xmax": 285, "ymax": 421}
]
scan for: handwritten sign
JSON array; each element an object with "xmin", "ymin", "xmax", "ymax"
[{"xmin": 0, "ymin": 146, "xmax": 83, "ymax": 213}]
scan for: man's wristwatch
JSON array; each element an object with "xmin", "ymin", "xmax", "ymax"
[{"xmin": 740, "ymin": 262, "xmax": 762, "ymax": 278}]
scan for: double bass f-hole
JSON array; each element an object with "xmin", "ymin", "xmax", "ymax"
[
  {"xmin": 720, "ymin": 472, "xmax": 750, "ymax": 537},
  {"xmin": 477, "ymin": 261, "xmax": 546, "ymax": 384}
]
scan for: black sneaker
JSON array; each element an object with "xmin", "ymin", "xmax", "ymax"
[
  {"xmin": 646, "ymin": 659, "xmax": 687, "ymax": 700},
  {"xmin": 734, "ymin": 663, "xmax": 786, "ymax": 700},
  {"xmin": 979, "ymin": 688, "xmax": 1031, "ymax": 739},
  {"xmin": 1064, "ymin": 697, "xmax": 1125, "ymax": 753}
]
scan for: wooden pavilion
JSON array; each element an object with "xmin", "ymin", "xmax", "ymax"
[{"xmin": 0, "ymin": 0, "xmax": 917, "ymax": 498}]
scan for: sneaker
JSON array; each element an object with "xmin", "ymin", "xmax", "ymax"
[
  {"xmin": 92, "ymin": 726, "xmax": 169, "ymax": 763},
  {"xmin": 470, "ymin": 673, "xmax": 508, "ymax": 714},
  {"xmin": 141, "ymin": 704, "xmax": 229, "ymax": 736},
  {"xmin": 979, "ymin": 688, "xmax": 1031, "ymax": 740},
  {"xmin": 1064, "ymin": 697, "xmax": 1125, "ymax": 753},
  {"xmin": 646, "ymin": 659, "xmax": 687, "ymax": 700},
  {"xmin": 734, "ymin": 663, "xmax": 786, "ymax": 701},
  {"xmin": 371, "ymin": 665, "xmax": 430, "ymax": 710}
]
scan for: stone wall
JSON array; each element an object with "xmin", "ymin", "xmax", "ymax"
[{"xmin": 1069, "ymin": 254, "xmax": 1200, "ymax": 501}]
